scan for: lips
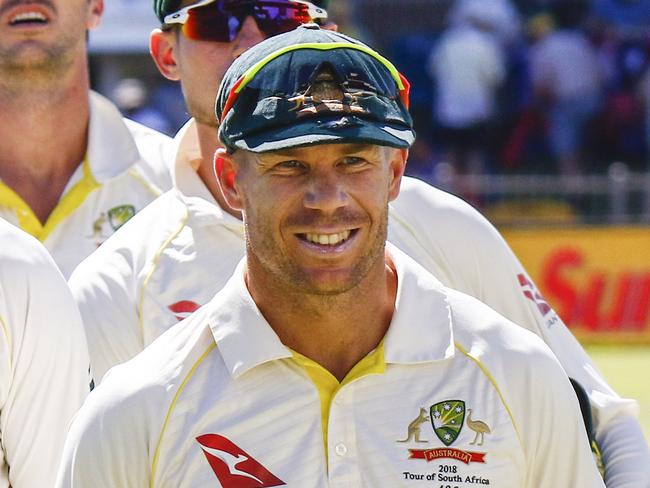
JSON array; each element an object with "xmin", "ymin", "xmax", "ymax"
[
  {"xmin": 2, "ymin": 2, "xmax": 53, "ymax": 27},
  {"xmin": 10, "ymin": 10, "xmax": 46, "ymax": 24}
]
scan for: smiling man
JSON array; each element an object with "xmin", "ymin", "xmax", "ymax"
[
  {"xmin": 65, "ymin": 0, "xmax": 650, "ymax": 483},
  {"xmin": 0, "ymin": 0, "xmax": 172, "ymax": 277},
  {"xmin": 57, "ymin": 25, "xmax": 604, "ymax": 487}
]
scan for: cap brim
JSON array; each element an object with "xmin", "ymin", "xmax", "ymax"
[{"xmin": 231, "ymin": 116, "xmax": 415, "ymax": 153}]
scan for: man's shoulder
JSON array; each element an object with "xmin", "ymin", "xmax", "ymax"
[
  {"xmin": 390, "ymin": 176, "xmax": 501, "ymax": 243},
  {"xmin": 0, "ymin": 220, "xmax": 52, "ymax": 267},
  {"xmin": 87, "ymin": 91, "xmax": 173, "ymax": 192},
  {"xmin": 445, "ymin": 286, "xmax": 555, "ymax": 366},
  {"xmin": 95, "ymin": 304, "xmax": 217, "ymax": 412},
  {"xmin": 123, "ymin": 117, "xmax": 173, "ymax": 148},
  {"xmin": 123, "ymin": 118, "xmax": 174, "ymax": 191},
  {"xmin": 71, "ymin": 190, "xmax": 189, "ymax": 277},
  {"xmin": 0, "ymin": 220, "xmax": 64, "ymax": 289}
]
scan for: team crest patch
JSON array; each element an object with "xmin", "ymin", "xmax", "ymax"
[
  {"xmin": 288, "ymin": 67, "xmax": 369, "ymax": 118},
  {"xmin": 430, "ymin": 400, "xmax": 465, "ymax": 446},
  {"xmin": 107, "ymin": 205, "xmax": 136, "ymax": 230}
]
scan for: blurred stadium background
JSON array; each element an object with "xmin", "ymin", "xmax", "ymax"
[{"xmin": 89, "ymin": 0, "xmax": 650, "ymax": 440}]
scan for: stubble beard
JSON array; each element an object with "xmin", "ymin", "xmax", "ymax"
[
  {"xmin": 246, "ymin": 205, "xmax": 390, "ymax": 300},
  {"xmin": 0, "ymin": 35, "xmax": 78, "ymax": 93}
]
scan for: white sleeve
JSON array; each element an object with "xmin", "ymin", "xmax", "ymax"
[
  {"xmin": 55, "ymin": 367, "xmax": 152, "ymax": 488},
  {"xmin": 69, "ymin": 242, "xmax": 145, "ymax": 383},
  {"xmin": 460, "ymin": 221, "xmax": 650, "ymax": 485},
  {"xmin": 0, "ymin": 243, "xmax": 90, "ymax": 487},
  {"xmin": 597, "ymin": 414, "xmax": 650, "ymax": 487},
  {"xmin": 390, "ymin": 179, "xmax": 650, "ymax": 484},
  {"xmin": 513, "ymin": 340, "xmax": 606, "ymax": 487}
]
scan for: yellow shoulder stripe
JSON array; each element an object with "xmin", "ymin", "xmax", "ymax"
[
  {"xmin": 138, "ymin": 207, "xmax": 190, "ymax": 337},
  {"xmin": 150, "ymin": 342, "xmax": 216, "ymax": 486},
  {"xmin": 454, "ymin": 341, "xmax": 523, "ymax": 450}
]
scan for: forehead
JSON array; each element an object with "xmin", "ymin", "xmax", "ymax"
[
  {"xmin": 233, "ymin": 143, "xmax": 397, "ymax": 165},
  {"xmin": 251, "ymin": 143, "xmax": 389, "ymax": 162}
]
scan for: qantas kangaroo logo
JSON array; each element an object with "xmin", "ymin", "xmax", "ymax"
[{"xmin": 196, "ymin": 434, "xmax": 285, "ymax": 487}]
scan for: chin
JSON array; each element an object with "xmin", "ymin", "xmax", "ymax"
[{"xmin": 296, "ymin": 269, "xmax": 362, "ymax": 296}]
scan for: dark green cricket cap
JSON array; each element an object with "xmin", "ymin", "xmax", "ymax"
[
  {"xmin": 216, "ymin": 24, "xmax": 415, "ymax": 153},
  {"xmin": 154, "ymin": 0, "xmax": 330, "ymax": 24}
]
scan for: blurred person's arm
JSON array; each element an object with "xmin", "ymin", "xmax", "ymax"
[
  {"xmin": 69, "ymin": 238, "xmax": 144, "ymax": 383},
  {"xmin": 0, "ymin": 225, "xmax": 90, "ymax": 487},
  {"xmin": 68, "ymin": 189, "xmax": 190, "ymax": 383},
  {"xmin": 67, "ymin": 200, "xmax": 162, "ymax": 382}
]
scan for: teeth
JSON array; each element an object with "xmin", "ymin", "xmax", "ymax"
[
  {"xmin": 305, "ymin": 230, "xmax": 351, "ymax": 246},
  {"xmin": 10, "ymin": 12, "xmax": 47, "ymax": 23}
]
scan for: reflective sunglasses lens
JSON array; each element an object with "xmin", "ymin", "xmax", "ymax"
[
  {"xmin": 184, "ymin": 1, "xmax": 314, "ymax": 42},
  {"xmin": 251, "ymin": 3, "xmax": 313, "ymax": 36},
  {"xmin": 183, "ymin": 4, "xmax": 235, "ymax": 42}
]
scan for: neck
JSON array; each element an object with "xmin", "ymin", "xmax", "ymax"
[
  {"xmin": 0, "ymin": 57, "xmax": 90, "ymax": 224},
  {"xmin": 247, "ymin": 253, "xmax": 397, "ymax": 381},
  {"xmin": 195, "ymin": 121, "xmax": 242, "ymax": 219}
]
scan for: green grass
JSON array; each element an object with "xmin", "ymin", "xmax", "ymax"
[{"xmin": 584, "ymin": 345, "xmax": 650, "ymax": 446}]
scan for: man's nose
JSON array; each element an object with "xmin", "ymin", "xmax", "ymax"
[
  {"xmin": 231, "ymin": 15, "xmax": 266, "ymax": 58},
  {"xmin": 303, "ymin": 173, "xmax": 350, "ymax": 213}
]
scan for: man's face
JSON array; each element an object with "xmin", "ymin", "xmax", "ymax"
[
  {"xmin": 229, "ymin": 143, "xmax": 406, "ymax": 295},
  {"xmin": 151, "ymin": 1, "xmax": 333, "ymax": 128},
  {"xmin": 0, "ymin": 0, "xmax": 102, "ymax": 76},
  {"xmin": 155, "ymin": 1, "xmax": 266, "ymax": 127}
]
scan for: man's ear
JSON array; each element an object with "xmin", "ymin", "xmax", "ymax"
[
  {"xmin": 388, "ymin": 149, "xmax": 408, "ymax": 201},
  {"xmin": 87, "ymin": 0, "xmax": 104, "ymax": 30},
  {"xmin": 214, "ymin": 148, "xmax": 244, "ymax": 211},
  {"xmin": 150, "ymin": 29, "xmax": 181, "ymax": 81}
]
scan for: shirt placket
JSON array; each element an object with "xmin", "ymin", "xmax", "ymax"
[{"xmin": 327, "ymin": 383, "xmax": 363, "ymax": 487}]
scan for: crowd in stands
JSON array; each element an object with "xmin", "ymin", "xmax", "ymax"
[
  {"xmin": 379, "ymin": 0, "xmax": 650, "ymax": 179},
  {"xmin": 110, "ymin": 0, "xmax": 650, "ymax": 181}
]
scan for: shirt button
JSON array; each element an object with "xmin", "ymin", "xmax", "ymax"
[{"xmin": 335, "ymin": 443, "xmax": 348, "ymax": 456}]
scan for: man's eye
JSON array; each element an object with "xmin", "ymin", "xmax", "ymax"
[
  {"xmin": 341, "ymin": 157, "xmax": 367, "ymax": 167},
  {"xmin": 275, "ymin": 160, "xmax": 304, "ymax": 170}
]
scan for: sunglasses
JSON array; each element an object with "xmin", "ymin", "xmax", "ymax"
[{"xmin": 163, "ymin": 0, "xmax": 328, "ymax": 43}]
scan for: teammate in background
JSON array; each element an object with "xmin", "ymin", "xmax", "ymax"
[
  {"xmin": 68, "ymin": 0, "xmax": 650, "ymax": 485},
  {"xmin": 57, "ymin": 26, "xmax": 605, "ymax": 486},
  {"xmin": 0, "ymin": 219, "xmax": 90, "ymax": 487},
  {"xmin": 0, "ymin": 0, "xmax": 172, "ymax": 277}
]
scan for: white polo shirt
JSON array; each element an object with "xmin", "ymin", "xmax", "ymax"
[
  {"xmin": 0, "ymin": 91, "xmax": 173, "ymax": 277},
  {"xmin": 70, "ymin": 119, "xmax": 650, "ymax": 485},
  {"xmin": 0, "ymin": 219, "xmax": 90, "ymax": 488},
  {"xmin": 57, "ymin": 248, "xmax": 604, "ymax": 487}
]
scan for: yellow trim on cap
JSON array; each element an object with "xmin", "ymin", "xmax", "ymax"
[
  {"xmin": 454, "ymin": 341, "xmax": 523, "ymax": 449},
  {"xmin": 0, "ymin": 157, "xmax": 99, "ymax": 241},
  {"xmin": 151, "ymin": 342, "xmax": 216, "ymax": 486},
  {"xmin": 236, "ymin": 42, "xmax": 405, "ymax": 94},
  {"xmin": 292, "ymin": 341, "xmax": 386, "ymax": 458}
]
